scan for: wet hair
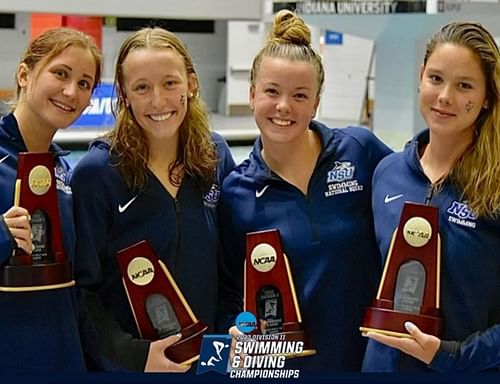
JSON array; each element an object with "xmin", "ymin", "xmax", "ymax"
[
  {"xmin": 108, "ymin": 27, "xmax": 217, "ymax": 191},
  {"xmin": 15, "ymin": 27, "xmax": 102, "ymax": 102},
  {"xmin": 250, "ymin": 9, "xmax": 324, "ymax": 98},
  {"xmin": 424, "ymin": 21, "xmax": 500, "ymax": 217}
]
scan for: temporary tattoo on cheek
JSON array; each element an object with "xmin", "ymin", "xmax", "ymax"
[
  {"xmin": 180, "ymin": 94, "xmax": 185, "ymax": 105},
  {"xmin": 465, "ymin": 100, "xmax": 474, "ymax": 113}
]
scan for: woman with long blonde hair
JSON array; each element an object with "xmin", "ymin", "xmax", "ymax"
[{"xmin": 72, "ymin": 27, "xmax": 236, "ymax": 372}]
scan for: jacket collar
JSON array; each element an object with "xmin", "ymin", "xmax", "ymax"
[
  {"xmin": 405, "ymin": 128, "xmax": 430, "ymax": 181},
  {"xmin": 246, "ymin": 120, "xmax": 338, "ymax": 181},
  {"xmin": 0, "ymin": 112, "xmax": 69, "ymax": 157}
]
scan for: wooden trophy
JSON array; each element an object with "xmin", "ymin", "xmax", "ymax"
[
  {"xmin": 360, "ymin": 202, "xmax": 443, "ymax": 338},
  {"xmin": 117, "ymin": 240, "xmax": 207, "ymax": 365},
  {"xmin": 245, "ymin": 229, "xmax": 316, "ymax": 357},
  {"xmin": 0, "ymin": 152, "xmax": 74, "ymax": 291}
]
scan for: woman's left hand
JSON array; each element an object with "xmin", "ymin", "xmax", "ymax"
[{"xmin": 365, "ymin": 321, "xmax": 441, "ymax": 364}]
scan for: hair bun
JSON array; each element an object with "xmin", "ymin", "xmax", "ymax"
[{"xmin": 269, "ymin": 9, "xmax": 311, "ymax": 46}]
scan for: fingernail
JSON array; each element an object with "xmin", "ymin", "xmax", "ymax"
[
  {"xmin": 176, "ymin": 333, "xmax": 182, "ymax": 338},
  {"xmin": 31, "ymin": 244, "xmax": 35, "ymax": 251},
  {"xmin": 361, "ymin": 332, "xmax": 368, "ymax": 337},
  {"xmin": 404, "ymin": 321, "xmax": 415, "ymax": 332}
]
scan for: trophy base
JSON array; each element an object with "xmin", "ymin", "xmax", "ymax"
[
  {"xmin": 360, "ymin": 305, "xmax": 442, "ymax": 337},
  {"xmin": 164, "ymin": 320, "xmax": 208, "ymax": 365},
  {"xmin": 0, "ymin": 261, "xmax": 74, "ymax": 292}
]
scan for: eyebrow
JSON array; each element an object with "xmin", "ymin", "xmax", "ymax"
[
  {"xmin": 58, "ymin": 63, "xmax": 95, "ymax": 82},
  {"xmin": 264, "ymin": 82, "xmax": 312, "ymax": 91}
]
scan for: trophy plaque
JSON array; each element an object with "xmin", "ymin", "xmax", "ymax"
[
  {"xmin": 117, "ymin": 240, "xmax": 207, "ymax": 365},
  {"xmin": 0, "ymin": 152, "xmax": 74, "ymax": 291},
  {"xmin": 360, "ymin": 202, "xmax": 443, "ymax": 338},
  {"xmin": 245, "ymin": 229, "xmax": 316, "ymax": 357}
]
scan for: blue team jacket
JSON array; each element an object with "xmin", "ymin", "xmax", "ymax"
[
  {"xmin": 71, "ymin": 133, "xmax": 238, "ymax": 371},
  {"xmin": 219, "ymin": 120, "xmax": 391, "ymax": 372},
  {"xmin": 0, "ymin": 113, "xmax": 85, "ymax": 372},
  {"xmin": 363, "ymin": 129, "xmax": 500, "ymax": 372}
]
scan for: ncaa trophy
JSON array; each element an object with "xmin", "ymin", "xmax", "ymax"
[
  {"xmin": 360, "ymin": 202, "xmax": 443, "ymax": 337},
  {"xmin": 0, "ymin": 152, "xmax": 74, "ymax": 291},
  {"xmin": 117, "ymin": 240, "xmax": 207, "ymax": 365},
  {"xmin": 245, "ymin": 229, "xmax": 315, "ymax": 357}
]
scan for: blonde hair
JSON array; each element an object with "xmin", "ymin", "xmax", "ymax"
[
  {"xmin": 425, "ymin": 22, "xmax": 500, "ymax": 217},
  {"xmin": 13, "ymin": 27, "xmax": 102, "ymax": 106},
  {"xmin": 108, "ymin": 27, "xmax": 217, "ymax": 192},
  {"xmin": 250, "ymin": 9, "xmax": 324, "ymax": 98}
]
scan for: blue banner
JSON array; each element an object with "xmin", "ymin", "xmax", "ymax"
[{"xmin": 70, "ymin": 82, "xmax": 116, "ymax": 128}]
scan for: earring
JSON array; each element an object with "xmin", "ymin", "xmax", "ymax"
[{"xmin": 188, "ymin": 91, "xmax": 194, "ymax": 99}]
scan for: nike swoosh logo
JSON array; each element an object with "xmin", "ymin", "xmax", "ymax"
[
  {"xmin": 384, "ymin": 194, "xmax": 404, "ymax": 204},
  {"xmin": 118, "ymin": 195, "xmax": 138, "ymax": 213},
  {"xmin": 255, "ymin": 185, "xmax": 270, "ymax": 198},
  {"xmin": 0, "ymin": 154, "xmax": 8, "ymax": 164}
]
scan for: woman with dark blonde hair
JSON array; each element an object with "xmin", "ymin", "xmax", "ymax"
[
  {"xmin": 0, "ymin": 27, "xmax": 101, "ymax": 372},
  {"xmin": 363, "ymin": 21, "xmax": 500, "ymax": 372},
  {"xmin": 71, "ymin": 27, "xmax": 236, "ymax": 372},
  {"xmin": 219, "ymin": 10, "xmax": 391, "ymax": 372}
]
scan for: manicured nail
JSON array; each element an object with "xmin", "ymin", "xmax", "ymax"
[{"xmin": 404, "ymin": 321, "xmax": 416, "ymax": 332}]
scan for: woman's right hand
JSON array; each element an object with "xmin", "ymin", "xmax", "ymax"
[
  {"xmin": 2, "ymin": 206, "xmax": 32, "ymax": 255},
  {"xmin": 144, "ymin": 334, "xmax": 191, "ymax": 372}
]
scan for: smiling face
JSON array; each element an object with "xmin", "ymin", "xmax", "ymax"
[
  {"xmin": 419, "ymin": 42, "xmax": 488, "ymax": 142},
  {"xmin": 18, "ymin": 45, "xmax": 96, "ymax": 133},
  {"xmin": 121, "ymin": 47, "xmax": 196, "ymax": 145},
  {"xmin": 250, "ymin": 56, "xmax": 320, "ymax": 146}
]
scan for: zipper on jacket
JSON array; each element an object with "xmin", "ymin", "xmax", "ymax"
[
  {"xmin": 304, "ymin": 193, "xmax": 320, "ymax": 243},
  {"xmin": 424, "ymin": 184, "xmax": 436, "ymax": 205},
  {"xmin": 173, "ymin": 198, "xmax": 181, "ymax": 279}
]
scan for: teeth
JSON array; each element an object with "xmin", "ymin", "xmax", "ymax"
[
  {"xmin": 271, "ymin": 118, "xmax": 291, "ymax": 126},
  {"xmin": 149, "ymin": 112, "xmax": 173, "ymax": 122},
  {"xmin": 51, "ymin": 99, "xmax": 74, "ymax": 112}
]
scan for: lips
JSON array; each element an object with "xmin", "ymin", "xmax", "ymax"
[
  {"xmin": 50, "ymin": 99, "xmax": 75, "ymax": 112},
  {"xmin": 270, "ymin": 118, "xmax": 293, "ymax": 126},
  {"xmin": 149, "ymin": 111, "xmax": 174, "ymax": 122},
  {"xmin": 431, "ymin": 107, "xmax": 456, "ymax": 117}
]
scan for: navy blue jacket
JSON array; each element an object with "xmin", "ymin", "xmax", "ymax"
[
  {"xmin": 71, "ymin": 133, "xmax": 237, "ymax": 371},
  {"xmin": 219, "ymin": 121, "xmax": 391, "ymax": 372},
  {"xmin": 0, "ymin": 113, "xmax": 85, "ymax": 372},
  {"xmin": 363, "ymin": 130, "xmax": 500, "ymax": 372}
]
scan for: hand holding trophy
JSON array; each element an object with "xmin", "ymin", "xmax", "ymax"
[
  {"xmin": 117, "ymin": 240, "xmax": 207, "ymax": 365},
  {"xmin": 245, "ymin": 229, "xmax": 316, "ymax": 358},
  {"xmin": 0, "ymin": 152, "xmax": 74, "ymax": 291},
  {"xmin": 360, "ymin": 202, "xmax": 442, "ymax": 338}
]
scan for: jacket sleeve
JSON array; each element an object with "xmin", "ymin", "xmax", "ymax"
[
  {"xmin": 0, "ymin": 214, "xmax": 16, "ymax": 264},
  {"xmin": 429, "ymin": 324, "xmax": 500, "ymax": 372},
  {"xmin": 71, "ymin": 154, "xmax": 149, "ymax": 372}
]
